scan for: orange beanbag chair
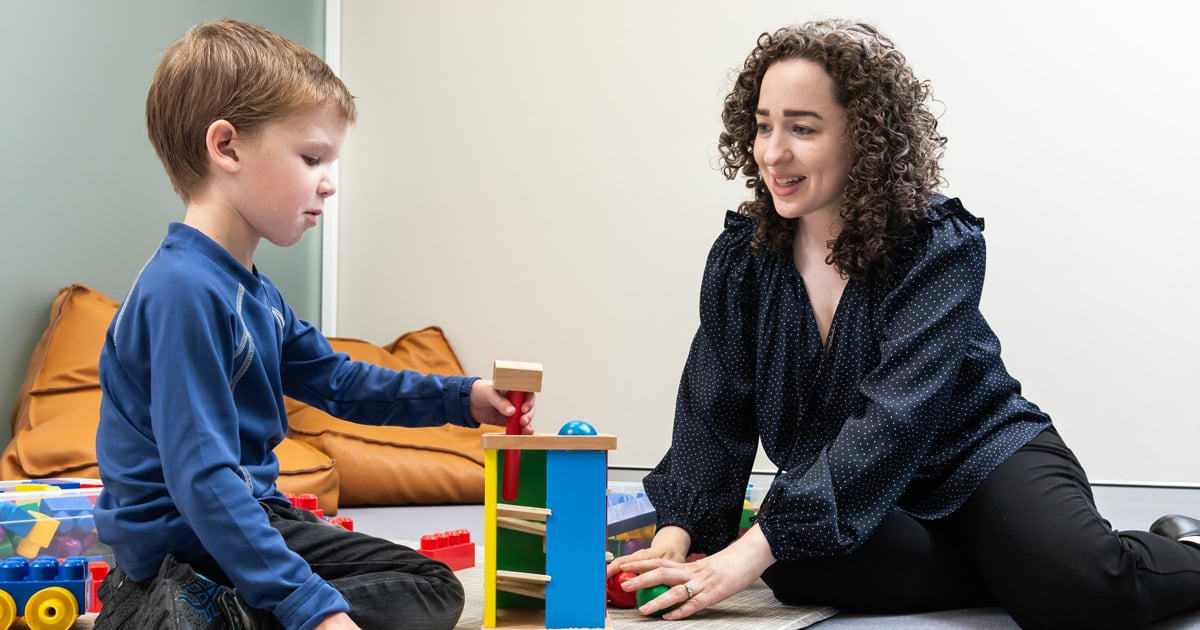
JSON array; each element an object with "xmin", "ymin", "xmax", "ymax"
[{"xmin": 2, "ymin": 284, "xmax": 487, "ymax": 513}]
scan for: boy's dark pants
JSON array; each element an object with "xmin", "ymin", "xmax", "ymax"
[{"xmin": 191, "ymin": 501, "xmax": 465, "ymax": 630}]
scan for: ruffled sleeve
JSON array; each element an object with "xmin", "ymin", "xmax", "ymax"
[{"xmin": 643, "ymin": 211, "xmax": 762, "ymax": 555}]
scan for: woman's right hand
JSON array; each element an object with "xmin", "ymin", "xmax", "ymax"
[
  {"xmin": 313, "ymin": 612, "xmax": 361, "ymax": 630},
  {"xmin": 617, "ymin": 524, "xmax": 775, "ymax": 620},
  {"xmin": 606, "ymin": 525, "xmax": 691, "ymax": 579}
]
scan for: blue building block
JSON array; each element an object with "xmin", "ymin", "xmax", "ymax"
[
  {"xmin": 0, "ymin": 502, "xmax": 36, "ymax": 538},
  {"xmin": 39, "ymin": 496, "xmax": 95, "ymax": 535},
  {"xmin": 39, "ymin": 496, "xmax": 93, "ymax": 514},
  {"xmin": 606, "ymin": 491, "xmax": 656, "ymax": 538},
  {"xmin": 0, "ymin": 555, "xmax": 91, "ymax": 623}
]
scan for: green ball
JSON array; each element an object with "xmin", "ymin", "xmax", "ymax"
[{"xmin": 636, "ymin": 584, "xmax": 679, "ymax": 617}]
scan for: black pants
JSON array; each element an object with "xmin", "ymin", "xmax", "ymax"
[
  {"xmin": 761, "ymin": 428, "xmax": 1200, "ymax": 630},
  {"xmin": 191, "ymin": 502, "xmax": 464, "ymax": 630}
]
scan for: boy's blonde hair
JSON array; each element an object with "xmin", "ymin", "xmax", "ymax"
[{"xmin": 146, "ymin": 20, "xmax": 357, "ymax": 203}]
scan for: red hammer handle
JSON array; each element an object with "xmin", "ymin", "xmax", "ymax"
[{"xmin": 501, "ymin": 390, "xmax": 526, "ymax": 501}]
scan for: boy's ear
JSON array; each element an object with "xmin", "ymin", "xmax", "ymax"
[{"xmin": 205, "ymin": 119, "xmax": 242, "ymax": 174}]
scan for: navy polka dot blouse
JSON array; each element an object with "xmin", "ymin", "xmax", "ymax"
[{"xmin": 643, "ymin": 196, "xmax": 1052, "ymax": 561}]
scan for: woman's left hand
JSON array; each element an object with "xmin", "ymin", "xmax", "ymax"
[
  {"xmin": 614, "ymin": 526, "xmax": 776, "ymax": 620},
  {"xmin": 469, "ymin": 379, "xmax": 535, "ymax": 433}
]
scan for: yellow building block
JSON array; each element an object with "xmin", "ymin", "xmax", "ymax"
[
  {"xmin": 14, "ymin": 484, "xmax": 58, "ymax": 492},
  {"xmin": 16, "ymin": 510, "xmax": 59, "ymax": 558}
]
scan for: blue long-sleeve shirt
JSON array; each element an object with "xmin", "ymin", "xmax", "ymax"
[
  {"xmin": 643, "ymin": 196, "xmax": 1051, "ymax": 561},
  {"xmin": 95, "ymin": 222, "xmax": 479, "ymax": 630}
]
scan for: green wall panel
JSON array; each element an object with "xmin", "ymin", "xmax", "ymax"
[{"xmin": 0, "ymin": 1, "xmax": 326, "ymax": 447}]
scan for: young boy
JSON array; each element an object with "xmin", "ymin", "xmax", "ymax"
[{"xmin": 92, "ymin": 20, "xmax": 534, "ymax": 630}]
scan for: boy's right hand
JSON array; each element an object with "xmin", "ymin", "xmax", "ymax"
[
  {"xmin": 469, "ymin": 379, "xmax": 536, "ymax": 433},
  {"xmin": 314, "ymin": 612, "xmax": 361, "ymax": 630}
]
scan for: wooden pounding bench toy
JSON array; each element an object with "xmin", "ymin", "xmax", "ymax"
[
  {"xmin": 482, "ymin": 429, "xmax": 617, "ymax": 629},
  {"xmin": 482, "ymin": 360, "xmax": 617, "ymax": 628}
]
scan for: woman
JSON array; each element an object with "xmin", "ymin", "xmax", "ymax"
[{"xmin": 607, "ymin": 19, "xmax": 1200, "ymax": 629}]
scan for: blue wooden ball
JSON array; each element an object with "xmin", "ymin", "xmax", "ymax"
[{"xmin": 558, "ymin": 420, "xmax": 597, "ymax": 435}]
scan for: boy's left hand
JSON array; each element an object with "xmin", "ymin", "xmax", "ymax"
[{"xmin": 470, "ymin": 379, "xmax": 535, "ymax": 433}]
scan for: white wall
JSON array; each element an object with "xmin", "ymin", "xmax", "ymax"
[{"xmin": 337, "ymin": 0, "xmax": 1200, "ymax": 484}]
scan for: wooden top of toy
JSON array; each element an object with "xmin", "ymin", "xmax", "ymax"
[
  {"xmin": 492, "ymin": 360, "xmax": 544, "ymax": 392},
  {"xmin": 481, "ymin": 433, "xmax": 616, "ymax": 451}
]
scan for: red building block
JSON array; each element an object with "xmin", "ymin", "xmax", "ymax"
[
  {"xmin": 285, "ymin": 494, "xmax": 351, "ymax": 530},
  {"xmin": 89, "ymin": 560, "xmax": 109, "ymax": 613},
  {"xmin": 288, "ymin": 493, "xmax": 325, "ymax": 518},
  {"xmin": 327, "ymin": 516, "xmax": 354, "ymax": 531},
  {"xmin": 417, "ymin": 529, "xmax": 475, "ymax": 571}
]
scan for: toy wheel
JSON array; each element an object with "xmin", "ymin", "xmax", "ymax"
[
  {"xmin": 24, "ymin": 587, "xmax": 77, "ymax": 630},
  {"xmin": 0, "ymin": 590, "xmax": 16, "ymax": 630}
]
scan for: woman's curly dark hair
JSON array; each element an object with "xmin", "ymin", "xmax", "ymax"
[{"xmin": 719, "ymin": 20, "xmax": 946, "ymax": 280}]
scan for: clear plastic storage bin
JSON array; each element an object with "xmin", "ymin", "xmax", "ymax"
[{"xmin": 0, "ymin": 478, "xmax": 111, "ymax": 564}]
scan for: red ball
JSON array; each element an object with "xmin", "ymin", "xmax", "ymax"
[{"xmin": 607, "ymin": 571, "xmax": 640, "ymax": 608}]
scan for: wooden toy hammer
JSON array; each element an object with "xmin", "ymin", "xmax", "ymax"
[{"xmin": 492, "ymin": 360, "xmax": 543, "ymax": 501}]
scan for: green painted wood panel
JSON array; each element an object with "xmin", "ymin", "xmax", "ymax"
[
  {"xmin": 496, "ymin": 449, "xmax": 548, "ymax": 610},
  {"xmin": 0, "ymin": 1, "xmax": 326, "ymax": 447}
]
